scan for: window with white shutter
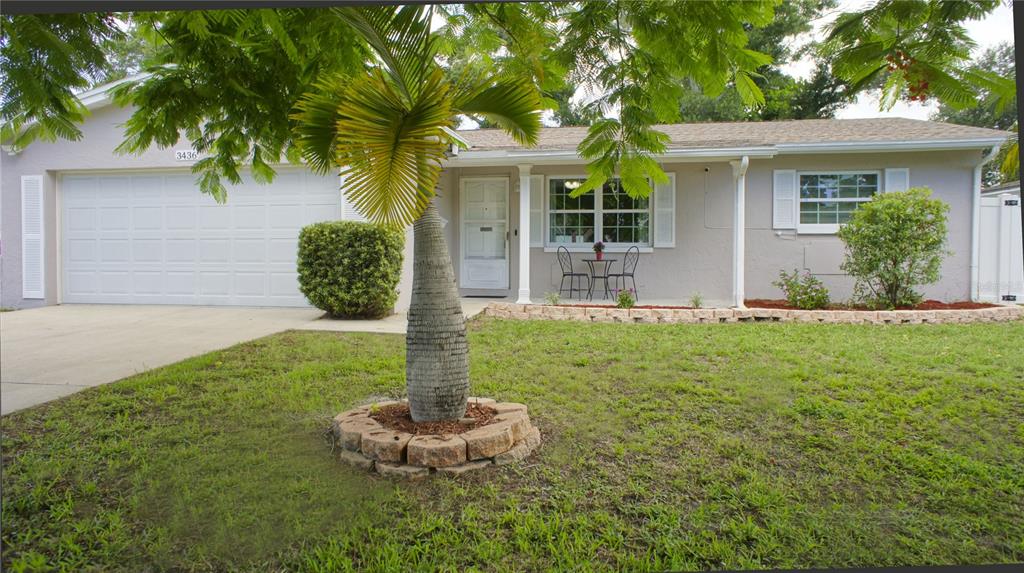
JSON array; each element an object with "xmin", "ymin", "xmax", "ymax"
[
  {"xmin": 21, "ymin": 175, "xmax": 45, "ymax": 299},
  {"xmin": 529, "ymin": 174, "xmax": 543, "ymax": 247},
  {"xmin": 773, "ymin": 169, "xmax": 797, "ymax": 230},
  {"xmin": 884, "ymin": 168, "xmax": 910, "ymax": 192},
  {"xmin": 653, "ymin": 173, "xmax": 676, "ymax": 247}
]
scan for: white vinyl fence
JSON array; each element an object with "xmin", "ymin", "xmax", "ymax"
[{"xmin": 978, "ymin": 191, "xmax": 1024, "ymax": 303}]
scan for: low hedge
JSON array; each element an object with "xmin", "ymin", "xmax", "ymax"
[{"xmin": 297, "ymin": 221, "xmax": 404, "ymax": 319}]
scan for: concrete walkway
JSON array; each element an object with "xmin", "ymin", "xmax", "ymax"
[{"xmin": 0, "ymin": 300, "xmax": 496, "ymax": 415}]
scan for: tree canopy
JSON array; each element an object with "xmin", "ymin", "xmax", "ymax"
[{"xmin": 2, "ymin": 1, "xmax": 1015, "ymax": 216}]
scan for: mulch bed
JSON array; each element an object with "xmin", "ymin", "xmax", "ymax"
[
  {"xmin": 556, "ymin": 304, "xmax": 695, "ymax": 309},
  {"xmin": 744, "ymin": 298, "xmax": 998, "ymax": 311},
  {"xmin": 552, "ymin": 300, "xmax": 998, "ymax": 311},
  {"xmin": 369, "ymin": 402, "xmax": 498, "ymax": 436}
]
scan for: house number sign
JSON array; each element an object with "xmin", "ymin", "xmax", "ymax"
[{"xmin": 174, "ymin": 149, "xmax": 201, "ymax": 161}]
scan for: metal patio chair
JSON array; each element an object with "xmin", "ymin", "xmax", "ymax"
[
  {"xmin": 557, "ymin": 246, "xmax": 590, "ymax": 300},
  {"xmin": 607, "ymin": 245, "xmax": 640, "ymax": 300}
]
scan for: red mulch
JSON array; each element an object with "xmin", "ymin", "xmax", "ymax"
[
  {"xmin": 369, "ymin": 402, "xmax": 497, "ymax": 436},
  {"xmin": 744, "ymin": 298, "xmax": 998, "ymax": 311},
  {"xmin": 556, "ymin": 304, "xmax": 694, "ymax": 309}
]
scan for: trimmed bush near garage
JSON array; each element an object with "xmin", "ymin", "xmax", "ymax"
[{"xmin": 297, "ymin": 221, "xmax": 404, "ymax": 319}]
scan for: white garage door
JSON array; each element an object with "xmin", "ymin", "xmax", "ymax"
[{"xmin": 61, "ymin": 169, "xmax": 340, "ymax": 306}]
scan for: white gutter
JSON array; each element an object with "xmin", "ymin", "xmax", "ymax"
[
  {"xmin": 446, "ymin": 146, "xmax": 777, "ymax": 167},
  {"xmin": 775, "ymin": 138, "xmax": 1008, "ymax": 154},
  {"xmin": 971, "ymin": 145, "xmax": 1002, "ymax": 301},
  {"xmin": 448, "ymin": 138, "xmax": 1009, "ymax": 167}
]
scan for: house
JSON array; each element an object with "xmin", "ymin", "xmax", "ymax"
[
  {"xmin": 0, "ymin": 78, "xmax": 1011, "ymax": 310},
  {"xmin": 978, "ymin": 181, "xmax": 1023, "ymax": 302}
]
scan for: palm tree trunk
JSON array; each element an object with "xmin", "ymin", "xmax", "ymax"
[{"xmin": 406, "ymin": 201, "xmax": 469, "ymax": 422}]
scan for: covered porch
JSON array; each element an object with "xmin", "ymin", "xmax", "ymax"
[{"xmin": 439, "ymin": 153, "xmax": 763, "ymax": 309}]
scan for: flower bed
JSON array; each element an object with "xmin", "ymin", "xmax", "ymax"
[
  {"xmin": 485, "ymin": 302, "xmax": 1022, "ymax": 325},
  {"xmin": 744, "ymin": 299, "xmax": 998, "ymax": 311}
]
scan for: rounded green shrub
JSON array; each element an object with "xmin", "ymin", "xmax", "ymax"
[
  {"xmin": 837, "ymin": 187, "xmax": 950, "ymax": 309},
  {"xmin": 297, "ymin": 221, "xmax": 404, "ymax": 319}
]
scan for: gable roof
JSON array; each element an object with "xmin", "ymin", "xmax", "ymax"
[{"xmin": 457, "ymin": 118, "xmax": 1009, "ymax": 155}]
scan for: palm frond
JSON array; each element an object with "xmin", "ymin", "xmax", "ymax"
[
  {"xmin": 334, "ymin": 5, "xmax": 435, "ymax": 103},
  {"xmin": 291, "ymin": 77, "xmax": 351, "ymax": 175},
  {"xmin": 334, "ymin": 67, "xmax": 453, "ymax": 226},
  {"xmin": 454, "ymin": 79, "xmax": 542, "ymax": 146}
]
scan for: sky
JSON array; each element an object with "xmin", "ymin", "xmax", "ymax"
[{"xmin": 781, "ymin": 0, "xmax": 1016, "ymax": 120}]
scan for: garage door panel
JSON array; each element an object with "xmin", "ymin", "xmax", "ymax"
[
  {"xmin": 199, "ymin": 239, "xmax": 230, "ymax": 262},
  {"xmin": 100, "ymin": 239, "xmax": 130, "ymax": 262},
  {"xmin": 67, "ymin": 207, "xmax": 96, "ymax": 230},
  {"xmin": 66, "ymin": 271, "xmax": 98, "ymax": 294},
  {"xmin": 166, "ymin": 206, "xmax": 198, "ymax": 229},
  {"xmin": 166, "ymin": 239, "xmax": 198, "ymax": 262},
  {"xmin": 132, "ymin": 239, "xmax": 163, "ymax": 263},
  {"xmin": 200, "ymin": 206, "xmax": 231, "ymax": 229},
  {"xmin": 165, "ymin": 271, "xmax": 196, "ymax": 295},
  {"xmin": 100, "ymin": 271, "xmax": 131, "ymax": 294},
  {"xmin": 62, "ymin": 169, "xmax": 338, "ymax": 306},
  {"xmin": 68, "ymin": 239, "xmax": 97, "ymax": 262}
]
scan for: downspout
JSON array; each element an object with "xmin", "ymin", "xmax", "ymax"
[
  {"xmin": 731, "ymin": 155, "xmax": 750, "ymax": 308},
  {"xmin": 971, "ymin": 146, "xmax": 1000, "ymax": 301}
]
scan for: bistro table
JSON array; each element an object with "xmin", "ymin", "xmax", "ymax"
[{"xmin": 582, "ymin": 258, "xmax": 617, "ymax": 301}]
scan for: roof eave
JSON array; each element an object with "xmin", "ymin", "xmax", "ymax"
[
  {"xmin": 447, "ymin": 146, "xmax": 777, "ymax": 167},
  {"xmin": 774, "ymin": 137, "xmax": 1008, "ymax": 154}
]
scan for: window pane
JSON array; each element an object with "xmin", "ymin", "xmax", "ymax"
[{"xmin": 580, "ymin": 192, "xmax": 594, "ymax": 210}]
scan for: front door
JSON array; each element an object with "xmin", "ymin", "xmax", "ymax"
[{"xmin": 460, "ymin": 177, "xmax": 509, "ymax": 290}]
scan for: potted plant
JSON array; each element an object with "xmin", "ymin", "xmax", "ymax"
[{"xmin": 593, "ymin": 241, "xmax": 605, "ymax": 260}]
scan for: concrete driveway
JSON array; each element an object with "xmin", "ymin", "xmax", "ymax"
[
  {"xmin": 0, "ymin": 300, "xmax": 495, "ymax": 415},
  {"xmin": 1, "ymin": 305, "xmax": 321, "ymax": 415}
]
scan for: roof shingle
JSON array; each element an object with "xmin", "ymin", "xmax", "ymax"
[{"xmin": 457, "ymin": 117, "xmax": 1009, "ymax": 152}]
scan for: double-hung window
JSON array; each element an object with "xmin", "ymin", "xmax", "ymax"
[
  {"xmin": 798, "ymin": 171, "xmax": 879, "ymax": 233},
  {"xmin": 547, "ymin": 177, "xmax": 651, "ymax": 248}
]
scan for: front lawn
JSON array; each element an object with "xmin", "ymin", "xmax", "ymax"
[{"xmin": 2, "ymin": 318, "xmax": 1023, "ymax": 571}]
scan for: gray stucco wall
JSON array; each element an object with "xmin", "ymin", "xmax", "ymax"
[
  {"xmin": 442, "ymin": 149, "xmax": 984, "ymax": 305},
  {"xmin": 1, "ymin": 102, "xmax": 986, "ymax": 308},
  {"xmin": 745, "ymin": 150, "xmax": 981, "ymax": 303}
]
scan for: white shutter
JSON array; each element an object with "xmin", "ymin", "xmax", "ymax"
[
  {"xmin": 21, "ymin": 175, "xmax": 45, "ymax": 299},
  {"xmin": 884, "ymin": 168, "xmax": 909, "ymax": 192},
  {"xmin": 773, "ymin": 169, "xmax": 797, "ymax": 229},
  {"xmin": 529, "ymin": 174, "xmax": 543, "ymax": 247},
  {"xmin": 653, "ymin": 173, "xmax": 676, "ymax": 247},
  {"xmin": 339, "ymin": 175, "xmax": 367, "ymax": 221}
]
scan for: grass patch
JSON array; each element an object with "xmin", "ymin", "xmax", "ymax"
[{"xmin": 2, "ymin": 319, "xmax": 1023, "ymax": 571}]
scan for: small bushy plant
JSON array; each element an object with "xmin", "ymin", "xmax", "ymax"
[
  {"xmin": 615, "ymin": 288, "xmax": 636, "ymax": 309},
  {"xmin": 544, "ymin": 291, "xmax": 561, "ymax": 305},
  {"xmin": 837, "ymin": 187, "xmax": 950, "ymax": 309},
  {"xmin": 297, "ymin": 221, "xmax": 404, "ymax": 319},
  {"xmin": 689, "ymin": 292, "xmax": 703, "ymax": 309},
  {"xmin": 773, "ymin": 269, "xmax": 830, "ymax": 310}
]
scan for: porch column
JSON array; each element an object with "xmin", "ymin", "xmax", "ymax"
[
  {"xmin": 517, "ymin": 164, "xmax": 533, "ymax": 304},
  {"xmin": 731, "ymin": 156, "xmax": 750, "ymax": 308}
]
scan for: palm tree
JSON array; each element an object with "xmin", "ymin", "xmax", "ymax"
[{"xmin": 293, "ymin": 6, "xmax": 541, "ymax": 422}]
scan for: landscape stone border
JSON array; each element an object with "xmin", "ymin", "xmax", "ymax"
[
  {"xmin": 483, "ymin": 302, "xmax": 1023, "ymax": 325},
  {"xmin": 331, "ymin": 398, "xmax": 541, "ymax": 479}
]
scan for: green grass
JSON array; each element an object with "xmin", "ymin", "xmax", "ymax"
[{"xmin": 2, "ymin": 318, "xmax": 1023, "ymax": 572}]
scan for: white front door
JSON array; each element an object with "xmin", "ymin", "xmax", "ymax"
[{"xmin": 460, "ymin": 177, "xmax": 509, "ymax": 290}]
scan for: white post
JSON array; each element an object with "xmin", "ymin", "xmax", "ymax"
[
  {"xmin": 971, "ymin": 146, "xmax": 1000, "ymax": 301},
  {"xmin": 731, "ymin": 156, "xmax": 749, "ymax": 308},
  {"xmin": 517, "ymin": 164, "xmax": 533, "ymax": 304}
]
